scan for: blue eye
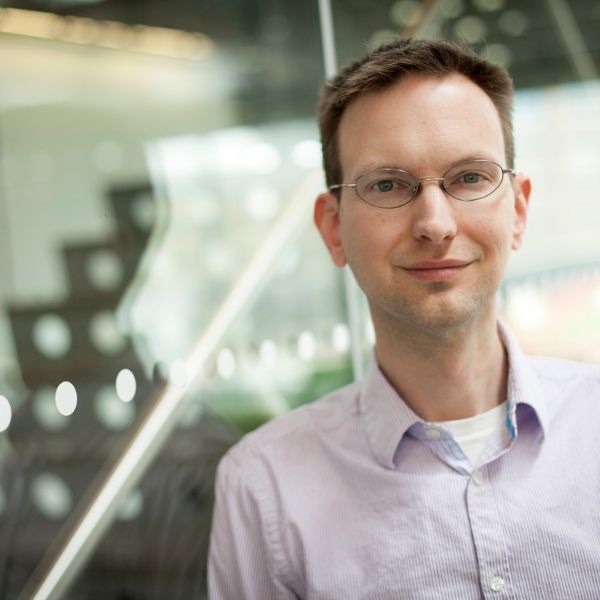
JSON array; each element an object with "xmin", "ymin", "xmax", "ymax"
[
  {"xmin": 461, "ymin": 172, "xmax": 483, "ymax": 184},
  {"xmin": 374, "ymin": 180, "xmax": 396, "ymax": 192},
  {"xmin": 356, "ymin": 169, "xmax": 417, "ymax": 208}
]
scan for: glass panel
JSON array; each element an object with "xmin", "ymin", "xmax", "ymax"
[
  {"xmin": 3, "ymin": 1, "xmax": 600, "ymax": 597},
  {"xmin": 0, "ymin": 2, "xmax": 352, "ymax": 598},
  {"xmin": 500, "ymin": 80, "xmax": 600, "ymax": 361}
]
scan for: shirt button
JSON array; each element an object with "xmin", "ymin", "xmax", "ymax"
[
  {"xmin": 426, "ymin": 428, "xmax": 441, "ymax": 440},
  {"xmin": 472, "ymin": 470, "xmax": 484, "ymax": 485},
  {"xmin": 490, "ymin": 576, "xmax": 505, "ymax": 592}
]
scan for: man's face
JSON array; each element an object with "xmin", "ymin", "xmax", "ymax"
[{"xmin": 314, "ymin": 73, "xmax": 530, "ymax": 335}]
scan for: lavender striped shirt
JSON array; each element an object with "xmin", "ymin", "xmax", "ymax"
[{"xmin": 208, "ymin": 325, "xmax": 600, "ymax": 599}]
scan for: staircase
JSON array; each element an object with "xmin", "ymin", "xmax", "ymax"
[{"xmin": 2, "ymin": 182, "xmax": 239, "ymax": 599}]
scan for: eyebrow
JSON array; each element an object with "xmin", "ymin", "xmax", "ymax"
[{"xmin": 351, "ymin": 153, "xmax": 502, "ymax": 180}]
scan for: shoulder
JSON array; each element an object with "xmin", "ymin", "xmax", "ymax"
[
  {"xmin": 501, "ymin": 321, "xmax": 600, "ymax": 391},
  {"xmin": 526, "ymin": 355, "xmax": 600, "ymax": 415},
  {"xmin": 222, "ymin": 379, "xmax": 363, "ymax": 473},
  {"xmin": 528, "ymin": 354, "xmax": 600, "ymax": 386}
]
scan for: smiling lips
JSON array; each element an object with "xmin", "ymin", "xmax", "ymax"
[{"xmin": 403, "ymin": 259, "xmax": 472, "ymax": 281}]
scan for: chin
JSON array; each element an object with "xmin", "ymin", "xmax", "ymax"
[
  {"xmin": 379, "ymin": 288, "xmax": 492, "ymax": 334},
  {"xmin": 403, "ymin": 308, "xmax": 473, "ymax": 332}
]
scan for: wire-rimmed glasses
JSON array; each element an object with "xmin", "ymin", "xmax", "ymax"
[{"xmin": 329, "ymin": 160, "xmax": 515, "ymax": 209}]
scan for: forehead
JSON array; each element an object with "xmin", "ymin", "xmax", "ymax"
[{"xmin": 338, "ymin": 74, "xmax": 506, "ymax": 176}]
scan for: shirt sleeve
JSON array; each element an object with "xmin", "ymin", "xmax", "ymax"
[{"xmin": 207, "ymin": 452, "xmax": 299, "ymax": 600}]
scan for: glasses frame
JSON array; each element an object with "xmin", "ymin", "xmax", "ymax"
[{"xmin": 329, "ymin": 159, "xmax": 516, "ymax": 209}]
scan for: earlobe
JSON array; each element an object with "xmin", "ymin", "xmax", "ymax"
[
  {"xmin": 314, "ymin": 192, "xmax": 347, "ymax": 267},
  {"xmin": 511, "ymin": 174, "xmax": 531, "ymax": 250}
]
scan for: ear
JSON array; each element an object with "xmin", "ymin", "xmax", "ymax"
[
  {"xmin": 511, "ymin": 173, "xmax": 531, "ymax": 251},
  {"xmin": 314, "ymin": 192, "xmax": 347, "ymax": 267}
]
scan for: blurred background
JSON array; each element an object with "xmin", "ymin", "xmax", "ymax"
[{"xmin": 0, "ymin": 0, "xmax": 599, "ymax": 598}]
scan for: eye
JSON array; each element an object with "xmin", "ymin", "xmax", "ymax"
[
  {"xmin": 357, "ymin": 169, "xmax": 417, "ymax": 207},
  {"xmin": 448, "ymin": 163, "xmax": 498, "ymax": 185},
  {"xmin": 369, "ymin": 178, "xmax": 412, "ymax": 193},
  {"xmin": 444, "ymin": 161, "xmax": 503, "ymax": 201},
  {"xmin": 374, "ymin": 179, "xmax": 396, "ymax": 192},
  {"xmin": 457, "ymin": 171, "xmax": 485, "ymax": 184}
]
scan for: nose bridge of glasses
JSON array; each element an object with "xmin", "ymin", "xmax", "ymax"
[{"xmin": 413, "ymin": 176, "xmax": 447, "ymax": 198}]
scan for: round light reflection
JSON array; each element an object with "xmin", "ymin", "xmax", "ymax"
[
  {"xmin": 332, "ymin": 324, "xmax": 351, "ymax": 354},
  {"xmin": 498, "ymin": 10, "xmax": 529, "ymax": 36},
  {"xmin": 55, "ymin": 381, "xmax": 77, "ymax": 416},
  {"xmin": 440, "ymin": 0, "xmax": 464, "ymax": 19},
  {"xmin": 89, "ymin": 310, "xmax": 127, "ymax": 355},
  {"xmin": 487, "ymin": 43, "xmax": 512, "ymax": 67},
  {"xmin": 259, "ymin": 339, "xmax": 278, "ymax": 368},
  {"xmin": 390, "ymin": 0, "xmax": 421, "ymax": 27},
  {"xmin": 217, "ymin": 348, "xmax": 236, "ymax": 380},
  {"xmin": 116, "ymin": 368, "xmax": 136, "ymax": 402},
  {"xmin": 298, "ymin": 331, "xmax": 316, "ymax": 361},
  {"xmin": 117, "ymin": 489, "xmax": 144, "ymax": 521},
  {"xmin": 0, "ymin": 395, "xmax": 12, "ymax": 432},
  {"xmin": 31, "ymin": 473, "xmax": 73, "ymax": 520},
  {"xmin": 169, "ymin": 359, "xmax": 189, "ymax": 389},
  {"xmin": 453, "ymin": 15, "xmax": 487, "ymax": 43},
  {"xmin": 86, "ymin": 250, "xmax": 123, "ymax": 291},
  {"xmin": 32, "ymin": 314, "xmax": 72, "ymax": 359}
]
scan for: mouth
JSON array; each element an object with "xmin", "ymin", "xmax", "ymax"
[{"xmin": 402, "ymin": 259, "xmax": 472, "ymax": 282}]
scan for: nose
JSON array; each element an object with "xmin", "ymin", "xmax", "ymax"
[{"xmin": 410, "ymin": 179, "xmax": 458, "ymax": 244}]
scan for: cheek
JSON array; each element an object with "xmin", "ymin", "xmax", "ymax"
[
  {"xmin": 341, "ymin": 212, "xmax": 396, "ymax": 260},
  {"xmin": 466, "ymin": 203, "xmax": 516, "ymax": 255},
  {"xmin": 341, "ymin": 226, "xmax": 372, "ymax": 267}
]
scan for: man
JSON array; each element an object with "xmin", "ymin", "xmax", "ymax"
[{"xmin": 208, "ymin": 39, "xmax": 600, "ymax": 599}]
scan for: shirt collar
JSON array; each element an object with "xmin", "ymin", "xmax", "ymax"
[
  {"xmin": 359, "ymin": 321, "xmax": 549, "ymax": 470},
  {"xmin": 498, "ymin": 320, "xmax": 549, "ymax": 440},
  {"xmin": 360, "ymin": 355, "xmax": 422, "ymax": 470}
]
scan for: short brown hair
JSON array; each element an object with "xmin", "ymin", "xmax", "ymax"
[{"xmin": 318, "ymin": 39, "xmax": 515, "ymax": 188}]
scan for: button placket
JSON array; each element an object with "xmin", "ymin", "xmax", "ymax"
[{"xmin": 466, "ymin": 466, "xmax": 515, "ymax": 599}]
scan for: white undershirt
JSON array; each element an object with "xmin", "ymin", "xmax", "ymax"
[{"xmin": 432, "ymin": 401, "xmax": 507, "ymax": 466}]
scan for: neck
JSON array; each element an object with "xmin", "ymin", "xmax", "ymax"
[{"xmin": 374, "ymin": 313, "xmax": 507, "ymax": 422}]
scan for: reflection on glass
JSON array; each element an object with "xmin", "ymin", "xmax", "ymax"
[
  {"xmin": 32, "ymin": 314, "xmax": 72, "ymax": 360},
  {"xmin": 31, "ymin": 473, "xmax": 73, "ymax": 520},
  {"xmin": 115, "ymin": 368, "xmax": 137, "ymax": 403},
  {"xmin": 55, "ymin": 381, "xmax": 77, "ymax": 417},
  {"xmin": 1, "ymin": 0, "xmax": 598, "ymax": 598},
  {"xmin": 0, "ymin": 394, "xmax": 12, "ymax": 432}
]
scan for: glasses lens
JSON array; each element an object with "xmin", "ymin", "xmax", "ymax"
[
  {"xmin": 443, "ymin": 161, "xmax": 503, "ymax": 201},
  {"xmin": 356, "ymin": 169, "xmax": 416, "ymax": 208}
]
